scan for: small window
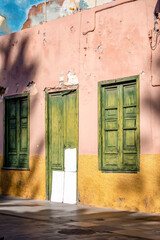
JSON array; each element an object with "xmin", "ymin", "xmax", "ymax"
[
  {"xmin": 4, "ymin": 95, "xmax": 29, "ymax": 169},
  {"xmin": 98, "ymin": 76, "xmax": 140, "ymax": 172}
]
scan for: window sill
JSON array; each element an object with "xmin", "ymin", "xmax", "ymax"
[{"xmin": 2, "ymin": 167, "xmax": 30, "ymax": 171}]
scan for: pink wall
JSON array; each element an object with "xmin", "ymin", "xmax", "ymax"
[{"xmin": 0, "ymin": 0, "xmax": 160, "ymax": 156}]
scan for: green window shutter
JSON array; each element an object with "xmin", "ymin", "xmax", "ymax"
[
  {"xmin": 5, "ymin": 95, "xmax": 29, "ymax": 169},
  {"xmin": 99, "ymin": 76, "xmax": 139, "ymax": 172},
  {"xmin": 5, "ymin": 99, "xmax": 18, "ymax": 168},
  {"xmin": 19, "ymin": 97, "xmax": 29, "ymax": 168},
  {"xmin": 122, "ymin": 84, "xmax": 138, "ymax": 171},
  {"xmin": 101, "ymin": 86, "xmax": 120, "ymax": 171}
]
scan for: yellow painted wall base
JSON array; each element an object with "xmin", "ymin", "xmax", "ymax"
[
  {"xmin": 0, "ymin": 155, "xmax": 46, "ymax": 200},
  {"xmin": 1, "ymin": 154, "xmax": 160, "ymax": 214},
  {"xmin": 78, "ymin": 154, "xmax": 160, "ymax": 214}
]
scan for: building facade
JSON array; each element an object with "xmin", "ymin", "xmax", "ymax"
[{"xmin": 0, "ymin": 0, "xmax": 160, "ymax": 213}]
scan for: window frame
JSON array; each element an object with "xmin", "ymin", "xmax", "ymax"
[
  {"xmin": 3, "ymin": 94, "xmax": 30, "ymax": 170},
  {"xmin": 98, "ymin": 75, "xmax": 140, "ymax": 173}
]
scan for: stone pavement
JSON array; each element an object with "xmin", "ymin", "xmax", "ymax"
[{"xmin": 0, "ymin": 196, "xmax": 160, "ymax": 239}]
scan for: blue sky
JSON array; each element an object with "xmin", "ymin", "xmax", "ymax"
[{"xmin": 0, "ymin": 0, "xmax": 44, "ymax": 33}]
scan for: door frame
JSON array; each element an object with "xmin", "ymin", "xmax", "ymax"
[{"xmin": 45, "ymin": 87, "xmax": 79, "ymax": 200}]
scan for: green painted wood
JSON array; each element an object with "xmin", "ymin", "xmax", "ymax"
[
  {"xmin": 6, "ymin": 99, "xmax": 18, "ymax": 167},
  {"xmin": 48, "ymin": 94, "xmax": 53, "ymax": 200},
  {"xmin": 63, "ymin": 91, "xmax": 77, "ymax": 149},
  {"xmin": 119, "ymin": 84, "xmax": 123, "ymax": 170},
  {"xmin": 98, "ymin": 82, "xmax": 102, "ymax": 170},
  {"xmin": 4, "ymin": 96, "xmax": 29, "ymax": 169},
  {"xmin": 122, "ymin": 83, "xmax": 137, "ymax": 171},
  {"xmin": 102, "ymin": 86, "xmax": 119, "ymax": 171},
  {"xmin": 49, "ymin": 95, "xmax": 64, "ymax": 170},
  {"xmin": 99, "ymin": 76, "xmax": 140, "ymax": 172},
  {"xmin": 19, "ymin": 98, "xmax": 29, "ymax": 168},
  {"xmin": 47, "ymin": 89, "xmax": 78, "ymax": 200},
  {"xmin": 45, "ymin": 92, "xmax": 49, "ymax": 200},
  {"xmin": 136, "ymin": 77, "xmax": 140, "ymax": 170}
]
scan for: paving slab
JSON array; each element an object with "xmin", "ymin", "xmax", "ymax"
[{"xmin": 0, "ymin": 196, "xmax": 160, "ymax": 239}]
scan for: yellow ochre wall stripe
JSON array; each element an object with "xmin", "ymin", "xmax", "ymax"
[
  {"xmin": 0, "ymin": 156, "xmax": 46, "ymax": 200},
  {"xmin": 78, "ymin": 154, "xmax": 160, "ymax": 214}
]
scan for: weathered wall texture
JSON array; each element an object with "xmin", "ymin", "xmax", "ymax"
[
  {"xmin": 23, "ymin": 0, "xmax": 114, "ymax": 30},
  {"xmin": 79, "ymin": 155, "xmax": 160, "ymax": 213},
  {"xmin": 0, "ymin": 16, "xmax": 11, "ymax": 35},
  {"xmin": 0, "ymin": 0, "xmax": 113, "ymax": 35},
  {"xmin": 0, "ymin": 156, "xmax": 46, "ymax": 199},
  {"xmin": 0, "ymin": 0, "xmax": 160, "ymax": 212}
]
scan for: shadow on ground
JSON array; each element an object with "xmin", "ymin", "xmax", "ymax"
[{"xmin": 0, "ymin": 198, "xmax": 160, "ymax": 239}]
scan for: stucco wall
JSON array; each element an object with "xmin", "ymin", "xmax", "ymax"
[
  {"xmin": 0, "ymin": 0, "xmax": 160, "ymax": 212},
  {"xmin": 78, "ymin": 154, "xmax": 160, "ymax": 213},
  {"xmin": 0, "ymin": 0, "xmax": 113, "ymax": 35},
  {"xmin": 0, "ymin": 156, "xmax": 46, "ymax": 199}
]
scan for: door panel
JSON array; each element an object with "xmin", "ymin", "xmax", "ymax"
[
  {"xmin": 63, "ymin": 92, "xmax": 77, "ymax": 149},
  {"xmin": 123, "ymin": 84, "xmax": 137, "ymax": 170},
  {"xmin": 102, "ymin": 87, "xmax": 119, "ymax": 170},
  {"xmin": 63, "ymin": 172, "xmax": 77, "ymax": 204},
  {"xmin": 51, "ymin": 171, "xmax": 64, "ymax": 202},
  {"xmin": 50, "ymin": 95, "xmax": 64, "ymax": 170}
]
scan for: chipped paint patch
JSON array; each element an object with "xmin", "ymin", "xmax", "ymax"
[
  {"xmin": 0, "ymin": 15, "xmax": 11, "ymax": 35},
  {"xmin": 25, "ymin": 81, "xmax": 38, "ymax": 95},
  {"xmin": 1, "ymin": 0, "xmax": 115, "ymax": 35},
  {"xmin": 0, "ymin": 87, "xmax": 8, "ymax": 102},
  {"xmin": 64, "ymin": 72, "xmax": 79, "ymax": 86}
]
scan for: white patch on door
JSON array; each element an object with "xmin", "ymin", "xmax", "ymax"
[
  {"xmin": 51, "ymin": 171, "xmax": 64, "ymax": 202},
  {"xmin": 64, "ymin": 172, "xmax": 77, "ymax": 204},
  {"xmin": 51, "ymin": 148, "xmax": 77, "ymax": 204},
  {"xmin": 65, "ymin": 148, "xmax": 77, "ymax": 172}
]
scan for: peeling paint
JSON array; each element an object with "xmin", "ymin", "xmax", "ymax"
[
  {"xmin": 22, "ymin": 0, "xmax": 88, "ymax": 30},
  {"xmin": 25, "ymin": 81, "xmax": 38, "ymax": 95},
  {"xmin": 0, "ymin": 15, "xmax": 11, "ymax": 35},
  {"xmin": 0, "ymin": 0, "xmax": 115, "ymax": 35},
  {"xmin": 97, "ymin": 44, "xmax": 103, "ymax": 53},
  {"xmin": 0, "ymin": 87, "xmax": 8, "ymax": 102},
  {"xmin": 119, "ymin": 198, "xmax": 125, "ymax": 207},
  {"xmin": 59, "ymin": 73, "xmax": 65, "ymax": 87},
  {"xmin": 64, "ymin": 71, "xmax": 79, "ymax": 86}
]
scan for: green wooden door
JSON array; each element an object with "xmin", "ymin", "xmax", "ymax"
[
  {"xmin": 100, "ymin": 80, "xmax": 139, "ymax": 172},
  {"xmin": 5, "ymin": 99, "xmax": 18, "ymax": 167},
  {"xmin": 48, "ymin": 90, "xmax": 78, "ymax": 199}
]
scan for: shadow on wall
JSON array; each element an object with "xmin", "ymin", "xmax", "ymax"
[
  {"xmin": 0, "ymin": 33, "xmax": 45, "ymax": 199},
  {"xmin": 141, "ymin": 58, "xmax": 160, "ymax": 149},
  {"xmin": 1, "ymin": 154, "xmax": 45, "ymax": 199},
  {"xmin": 115, "ymin": 79, "xmax": 160, "ymax": 212},
  {"xmin": 0, "ymin": 33, "xmax": 38, "ymax": 91}
]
